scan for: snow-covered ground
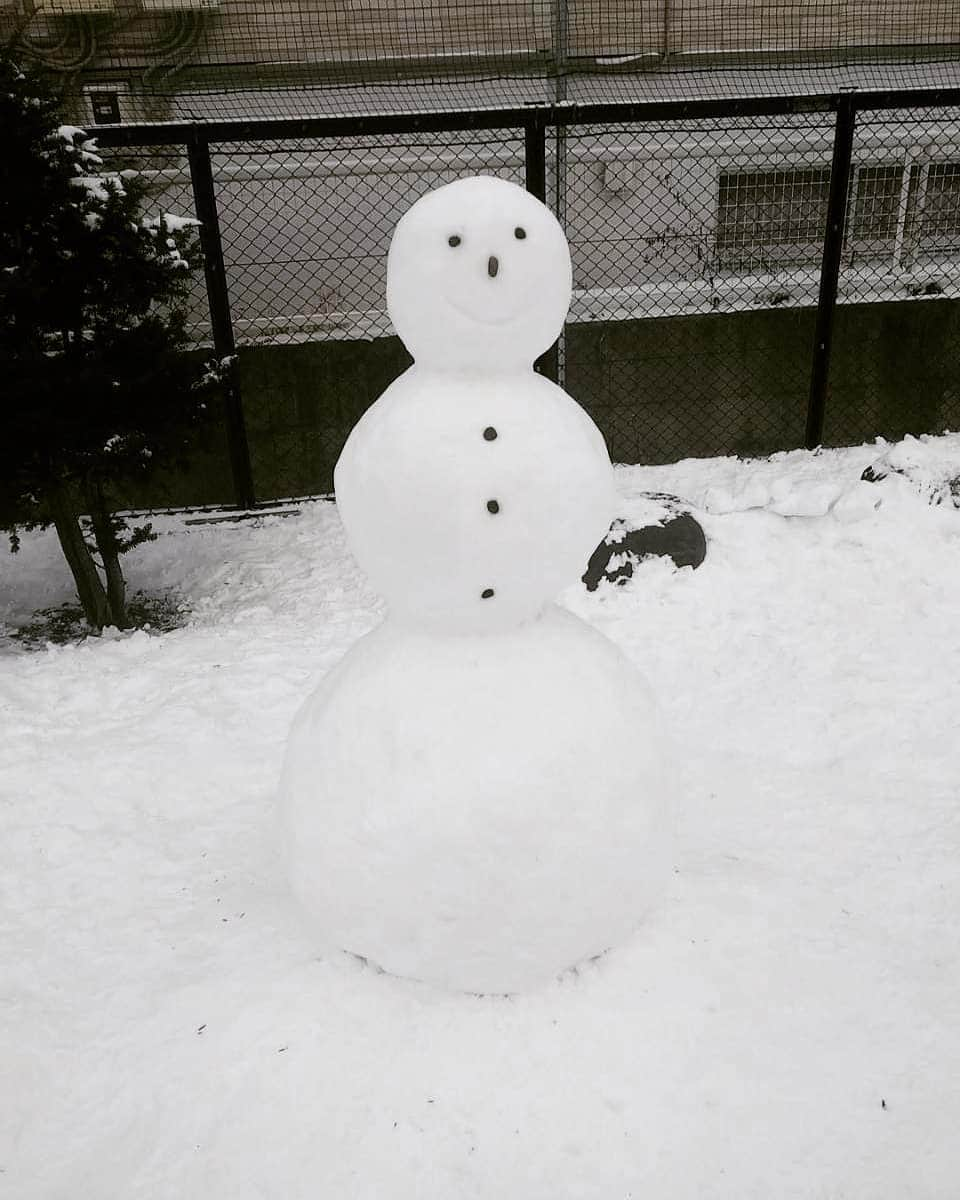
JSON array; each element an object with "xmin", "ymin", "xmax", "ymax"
[{"xmin": 2, "ymin": 434, "xmax": 959, "ymax": 1198}]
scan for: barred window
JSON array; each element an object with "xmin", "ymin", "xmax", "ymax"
[
  {"xmin": 847, "ymin": 163, "xmax": 905, "ymax": 259},
  {"xmin": 717, "ymin": 159, "xmax": 960, "ymax": 273},
  {"xmin": 914, "ymin": 162, "xmax": 960, "ymax": 254},
  {"xmin": 716, "ymin": 168, "xmax": 831, "ymax": 273}
]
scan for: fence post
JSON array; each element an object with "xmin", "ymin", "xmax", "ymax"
[
  {"xmin": 187, "ymin": 136, "xmax": 256, "ymax": 509},
  {"xmin": 525, "ymin": 115, "xmax": 547, "ymax": 203},
  {"xmin": 525, "ymin": 115, "xmax": 560, "ymax": 384},
  {"xmin": 806, "ymin": 94, "xmax": 857, "ymax": 450}
]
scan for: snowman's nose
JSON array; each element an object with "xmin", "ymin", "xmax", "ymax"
[{"xmin": 487, "ymin": 255, "xmax": 499, "ymax": 278}]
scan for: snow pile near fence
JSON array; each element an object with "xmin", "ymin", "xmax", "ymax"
[{"xmin": 2, "ymin": 434, "xmax": 959, "ymax": 1199}]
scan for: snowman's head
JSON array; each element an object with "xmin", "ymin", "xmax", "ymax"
[{"xmin": 386, "ymin": 176, "xmax": 572, "ymax": 373}]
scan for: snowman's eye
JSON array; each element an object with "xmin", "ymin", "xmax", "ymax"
[
  {"xmin": 448, "ymin": 235, "xmax": 462, "ymax": 247},
  {"xmin": 514, "ymin": 227, "xmax": 526, "ymax": 240}
]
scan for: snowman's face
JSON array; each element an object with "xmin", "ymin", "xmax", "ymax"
[{"xmin": 386, "ymin": 176, "xmax": 572, "ymax": 372}]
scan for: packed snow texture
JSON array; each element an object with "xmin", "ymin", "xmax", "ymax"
[
  {"xmin": 335, "ymin": 176, "xmax": 616, "ymax": 639},
  {"xmin": 281, "ymin": 604, "xmax": 669, "ymax": 994},
  {"xmin": 385, "ymin": 175, "xmax": 573, "ymax": 372},
  {"xmin": 2, "ymin": 434, "xmax": 960, "ymax": 1196},
  {"xmin": 334, "ymin": 367, "xmax": 617, "ymax": 633}
]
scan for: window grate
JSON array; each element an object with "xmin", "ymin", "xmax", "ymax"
[
  {"xmin": 718, "ymin": 156, "xmax": 960, "ymax": 274},
  {"xmin": 716, "ymin": 168, "xmax": 831, "ymax": 272}
]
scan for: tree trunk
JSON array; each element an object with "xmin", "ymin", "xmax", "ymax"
[
  {"xmin": 86, "ymin": 482, "xmax": 128, "ymax": 629},
  {"xmin": 48, "ymin": 479, "xmax": 111, "ymax": 631}
]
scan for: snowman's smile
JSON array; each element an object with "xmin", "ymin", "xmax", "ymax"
[{"xmin": 444, "ymin": 290, "xmax": 522, "ymax": 327}]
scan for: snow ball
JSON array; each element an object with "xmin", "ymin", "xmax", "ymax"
[
  {"xmin": 333, "ymin": 368, "xmax": 616, "ymax": 634},
  {"xmin": 386, "ymin": 175, "xmax": 572, "ymax": 372},
  {"xmin": 280, "ymin": 605, "xmax": 671, "ymax": 995}
]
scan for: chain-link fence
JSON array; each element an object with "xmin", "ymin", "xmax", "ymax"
[
  {"xmin": 219, "ymin": 129, "xmax": 527, "ymax": 499},
  {"xmin": 94, "ymin": 91, "xmax": 960, "ymax": 508},
  {"xmin": 826, "ymin": 105, "xmax": 960, "ymax": 446},
  {"xmin": 563, "ymin": 113, "xmax": 838, "ymax": 462}
]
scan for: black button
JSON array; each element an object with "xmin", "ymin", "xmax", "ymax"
[
  {"xmin": 486, "ymin": 499, "xmax": 500, "ymax": 514},
  {"xmin": 481, "ymin": 588, "xmax": 495, "ymax": 599},
  {"xmin": 483, "ymin": 426, "xmax": 497, "ymax": 441}
]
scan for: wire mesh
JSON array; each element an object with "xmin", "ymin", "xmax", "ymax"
[
  {"xmin": 211, "ymin": 130, "xmax": 526, "ymax": 499},
  {"xmin": 28, "ymin": 79, "xmax": 960, "ymax": 506},
  {"xmin": 824, "ymin": 104, "xmax": 960, "ymax": 446},
  {"xmin": 5, "ymin": 1, "xmax": 960, "ymax": 126},
  {"xmin": 562, "ymin": 113, "xmax": 837, "ymax": 462},
  {"xmin": 93, "ymin": 100, "xmax": 960, "ymax": 505}
]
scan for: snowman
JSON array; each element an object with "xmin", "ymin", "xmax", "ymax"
[{"xmin": 279, "ymin": 176, "xmax": 670, "ymax": 995}]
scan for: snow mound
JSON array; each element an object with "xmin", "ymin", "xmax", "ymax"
[
  {"xmin": 862, "ymin": 432, "xmax": 960, "ymax": 508},
  {"xmin": 699, "ymin": 434, "xmax": 960, "ymax": 523}
]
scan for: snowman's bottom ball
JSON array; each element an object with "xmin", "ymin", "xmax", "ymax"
[{"xmin": 279, "ymin": 604, "xmax": 670, "ymax": 994}]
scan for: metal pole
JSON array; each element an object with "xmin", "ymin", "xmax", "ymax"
[
  {"xmin": 662, "ymin": 0, "xmax": 672, "ymax": 63},
  {"xmin": 524, "ymin": 116, "xmax": 547, "ymax": 202},
  {"xmin": 187, "ymin": 136, "xmax": 256, "ymax": 509},
  {"xmin": 552, "ymin": 0, "xmax": 569, "ymax": 103},
  {"xmin": 524, "ymin": 117, "xmax": 560, "ymax": 384},
  {"xmin": 806, "ymin": 95, "xmax": 857, "ymax": 450},
  {"xmin": 550, "ymin": 0, "xmax": 569, "ymax": 392},
  {"xmin": 553, "ymin": 122, "xmax": 567, "ymax": 391}
]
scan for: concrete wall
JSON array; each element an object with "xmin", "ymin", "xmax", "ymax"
[{"xmin": 121, "ymin": 295, "xmax": 960, "ymax": 509}]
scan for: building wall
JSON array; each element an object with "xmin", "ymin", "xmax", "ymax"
[{"xmin": 7, "ymin": 0, "xmax": 958, "ymax": 83}]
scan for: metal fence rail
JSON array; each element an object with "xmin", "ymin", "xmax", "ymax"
[{"xmin": 95, "ymin": 87, "xmax": 960, "ymax": 508}]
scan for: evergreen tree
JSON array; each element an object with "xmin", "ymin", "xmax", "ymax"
[{"xmin": 0, "ymin": 49, "xmax": 218, "ymax": 631}]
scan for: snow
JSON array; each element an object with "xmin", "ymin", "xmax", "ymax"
[
  {"xmin": 281, "ymin": 605, "xmax": 669, "ymax": 993},
  {"xmin": 337, "ymin": 174, "xmax": 614, "ymax": 635},
  {"xmin": 142, "ymin": 213, "xmax": 202, "ymax": 234},
  {"xmin": 334, "ymin": 367, "xmax": 616, "ymax": 633},
  {"xmin": 700, "ymin": 433, "xmax": 960, "ymax": 520},
  {"xmin": 56, "ymin": 124, "xmax": 87, "ymax": 144},
  {"xmin": 2, "ymin": 434, "xmax": 960, "ymax": 1196},
  {"xmin": 70, "ymin": 174, "xmax": 121, "ymax": 204}
]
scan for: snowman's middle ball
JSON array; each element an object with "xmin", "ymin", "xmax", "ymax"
[{"xmin": 334, "ymin": 370, "xmax": 617, "ymax": 634}]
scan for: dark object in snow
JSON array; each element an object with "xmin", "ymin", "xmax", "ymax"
[
  {"xmin": 861, "ymin": 453, "xmax": 960, "ymax": 508},
  {"xmin": 12, "ymin": 591, "xmax": 189, "ymax": 648},
  {"xmin": 582, "ymin": 494, "xmax": 707, "ymax": 591},
  {"xmin": 184, "ymin": 506, "xmax": 301, "ymax": 525}
]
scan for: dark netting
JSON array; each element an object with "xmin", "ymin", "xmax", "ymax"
[
  {"xmin": 824, "ymin": 104, "xmax": 960, "ymax": 448},
  {"xmin": 93, "ymin": 101, "xmax": 960, "ymax": 505},
  {"xmin": 4, "ymin": 1, "xmax": 959, "ymax": 124},
  {"xmin": 562, "ymin": 113, "xmax": 837, "ymax": 463},
  {"xmin": 14, "ymin": 0, "xmax": 960, "ymax": 506}
]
